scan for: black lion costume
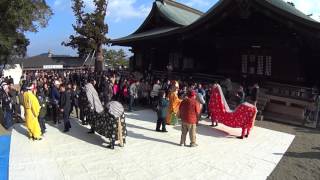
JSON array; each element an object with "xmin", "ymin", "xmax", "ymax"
[{"xmin": 84, "ymin": 83, "xmax": 127, "ymax": 149}]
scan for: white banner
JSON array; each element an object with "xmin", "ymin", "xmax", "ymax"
[{"xmin": 43, "ymin": 65, "xmax": 63, "ymax": 69}]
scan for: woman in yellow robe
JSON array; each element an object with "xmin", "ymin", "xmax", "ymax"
[
  {"xmin": 166, "ymin": 81, "xmax": 182, "ymax": 125},
  {"xmin": 23, "ymin": 88, "xmax": 42, "ymax": 140}
]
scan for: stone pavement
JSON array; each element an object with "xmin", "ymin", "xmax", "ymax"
[{"xmin": 9, "ymin": 110, "xmax": 295, "ymax": 180}]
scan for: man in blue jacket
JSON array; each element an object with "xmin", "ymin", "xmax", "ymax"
[
  {"xmin": 51, "ymin": 81, "xmax": 60, "ymax": 124},
  {"xmin": 156, "ymin": 90, "xmax": 169, "ymax": 132}
]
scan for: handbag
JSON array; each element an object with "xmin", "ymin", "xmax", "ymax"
[{"xmin": 171, "ymin": 113, "xmax": 178, "ymax": 125}]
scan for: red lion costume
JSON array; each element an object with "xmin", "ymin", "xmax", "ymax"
[{"xmin": 209, "ymin": 84, "xmax": 257, "ymax": 139}]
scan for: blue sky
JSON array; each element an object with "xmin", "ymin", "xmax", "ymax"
[{"xmin": 26, "ymin": 0, "xmax": 320, "ymax": 57}]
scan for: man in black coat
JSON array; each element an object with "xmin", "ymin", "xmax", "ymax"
[
  {"xmin": 51, "ymin": 81, "xmax": 60, "ymax": 124},
  {"xmin": 102, "ymin": 80, "xmax": 113, "ymax": 107},
  {"xmin": 70, "ymin": 84, "xmax": 80, "ymax": 118},
  {"xmin": 78, "ymin": 83, "xmax": 89, "ymax": 125},
  {"xmin": 8, "ymin": 82, "xmax": 19, "ymax": 121},
  {"xmin": 59, "ymin": 84, "xmax": 71, "ymax": 132},
  {"xmin": 1, "ymin": 83, "xmax": 13, "ymax": 129},
  {"xmin": 251, "ymin": 83, "xmax": 260, "ymax": 106}
]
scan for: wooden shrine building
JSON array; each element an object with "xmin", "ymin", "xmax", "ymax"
[{"xmin": 112, "ymin": 0, "xmax": 320, "ymax": 128}]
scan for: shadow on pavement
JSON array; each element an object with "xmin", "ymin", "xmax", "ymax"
[
  {"xmin": 47, "ymin": 119, "xmax": 110, "ymax": 148},
  {"xmin": 12, "ymin": 123, "xmax": 29, "ymax": 138},
  {"xmin": 126, "ymin": 123, "xmax": 156, "ymax": 132},
  {"xmin": 125, "ymin": 110, "xmax": 156, "ymax": 123},
  {"xmin": 173, "ymin": 123, "xmax": 230, "ymax": 138},
  {"xmin": 312, "ymin": 147, "xmax": 320, "ymax": 151},
  {"xmin": 274, "ymin": 150, "xmax": 320, "ymax": 160},
  {"xmin": 127, "ymin": 130, "xmax": 180, "ymax": 146},
  {"xmin": 284, "ymin": 151, "xmax": 320, "ymax": 160}
]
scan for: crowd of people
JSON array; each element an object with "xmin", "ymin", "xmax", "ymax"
[
  {"xmin": 0, "ymin": 69, "xmax": 260, "ymax": 147},
  {"xmin": 0, "ymin": 69, "xmax": 129, "ymax": 142}
]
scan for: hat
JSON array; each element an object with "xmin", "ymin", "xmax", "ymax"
[{"xmin": 187, "ymin": 90, "xmax": 196, "ymax": 98}]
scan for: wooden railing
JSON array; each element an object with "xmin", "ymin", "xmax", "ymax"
[
  {"xmin": 261, "ymin": 82, "xmax": 319, "ymax": 128},
  {"xmin": 151, "ymin": 70, "xmax": 320, "ymax": 128},
  {"xmin": 151, "ymin": 70, "xmax": 225, "ymax": 83},
  {"xmin": 263, "ymin": 81, "xmax": 317, "ymax": 102}
]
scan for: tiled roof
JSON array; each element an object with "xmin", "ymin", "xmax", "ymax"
[
  {"xmin": 155, "ymin": 0, "xmax": 203, "ymax": 26},
  {"xmin": 264, "ymin": 0, "xmax": 317, "ymax": 22},
  {"xmin": 111, "ymin": 0, "xmax": 320, "ymax": 45},
  {"xmin": 111, "ymin": 0, "xmax": 203, "ymax": 44},
  {"xmin": 111, "ymin": 27, "xmax": 179, "ymax": 44}
]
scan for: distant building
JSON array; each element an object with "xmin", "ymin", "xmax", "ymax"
[{"xmin": 13, "ymin": 52, "xmax": 94, "ymax": 70}]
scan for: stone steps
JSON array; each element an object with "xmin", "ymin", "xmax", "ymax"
[{"xmin": 263, "ymin": 111, "xmax": 304, "ymax": 126}]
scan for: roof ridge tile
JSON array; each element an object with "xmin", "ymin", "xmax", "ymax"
[{"xmin": 157, "ymin": 0, "xmax": 203, "ymax": 15}]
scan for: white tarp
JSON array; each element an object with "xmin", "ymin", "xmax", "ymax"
[
  {"xmin": 2, "ymin": 64, "xmax": 23, "ymax": 85},
  {"xmin": 43, "ymin": 65, "xmax": 63, "ymax": 69}
]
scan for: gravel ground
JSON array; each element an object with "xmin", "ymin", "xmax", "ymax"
[
  {"xmin": 255, "ymin": 120, "xmax": 320, "ymax": 180},
  {"xmin": 0, "ymin": 125, "xmax": 7, "ymax": 135}
]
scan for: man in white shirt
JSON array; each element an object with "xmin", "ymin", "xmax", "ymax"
[
  {"xmin": 129, "ymin": 81, "xmax": 139, "ymax": 112},
  {"xmin": 150, "ymin": 80, "xmax": 161, "ymax": 108}
]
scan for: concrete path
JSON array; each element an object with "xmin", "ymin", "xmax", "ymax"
[{"xmin": 9, "ymin": 110, "xmax": 295, "ymax": 180}]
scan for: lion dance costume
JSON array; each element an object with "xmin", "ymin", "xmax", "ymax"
[
  {"xmin": 209, "ymin": 84, "xmax": 257, "ymax": 138},
  {"xmin": 84, "ymin": 83, "xmax": 127, "ymax": 149}
]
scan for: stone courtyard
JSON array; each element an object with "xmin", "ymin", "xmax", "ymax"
[{"xmin": 9, "ymin": 110, "xmax": 294, "ymax": 180}]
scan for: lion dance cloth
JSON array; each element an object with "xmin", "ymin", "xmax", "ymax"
[
  {"xmin": 84, "ymin": 83, "xmax": 127, "ymax": 149},
  {"xmin": 209, "ymin": 84, "xmax": 257, "ymax": 138}
]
